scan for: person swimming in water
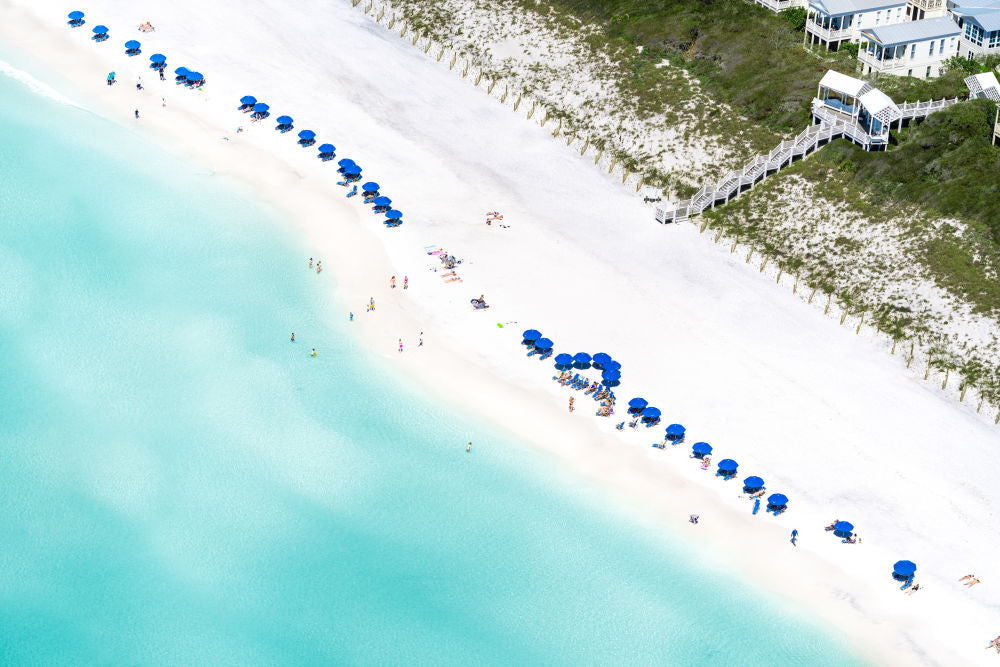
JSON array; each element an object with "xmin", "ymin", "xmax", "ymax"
[
  {"xmin": 311, "ymin": 348, "xmax": 317, "ymax": 357},
  {"xmin": 467, "ymin": 442, "xmax": 472, "ymax": 453},
  {"xmin": 290, "ymin": 333, "xmax": 295, "ymax": 342}
]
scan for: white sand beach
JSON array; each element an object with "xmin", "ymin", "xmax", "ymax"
[{"xmin": 3, "ymin": 1, "xmax": 999, "ymax": 663}]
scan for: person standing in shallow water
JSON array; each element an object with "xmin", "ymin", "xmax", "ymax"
[{"xmin": 467, "ymin": 442, "xmax": 472, "ymax": 453}]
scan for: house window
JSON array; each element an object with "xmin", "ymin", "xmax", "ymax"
[
  {"xmin": 990, "ymin": 31, "xmax": 1000, "ymax": 48},
  {"xmin": 910, "ymin": 43, "xmax": 916, "ymax": 58},
  {"xmin": 939, "ymin": 38, "xmax": 945, "ymax": 53},
  {"xmin": 926, "ymin": 65, "xmax": 932, "ymax": 76},
  {"xmin": 908, "ymin": 69, "xmax": 913, "ymax": 76},
  {"xmin": 929, "ymin": 40, "xmax": 934, "ymax": 55},
  {"xmin": 876, "ymin": 10, "xmax": 881, "ymax": 24}
]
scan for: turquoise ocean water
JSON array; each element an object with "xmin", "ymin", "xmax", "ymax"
[{"xmin": 0, "ymin": 57, "xmax": 862, "ymax": 665}]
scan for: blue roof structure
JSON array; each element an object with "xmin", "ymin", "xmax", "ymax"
[
  {"xmin": 628, "ymin": 397, "xmax": 647, "ymax": 409},
  {"xmin": 318, "ymin": 143, "xmax": 336, "ymax": 154},
  {"xmin": 863, "ymin": 17, "xmax": 959, "ymax": 46},
  {"xmin": 717, "ymin": 459, "xmax": 738, "ymax": 472},
  {"xmin": 240, "ymin": 95, "xmax": 256, "ymax": 105},
  {"xmin": 893, "ymin": 560, "xmax": 917, "ymax": 576},
  {"xmin": 534, "ymin": 338, "xmax": 554, "ymax": 349},
  {"xmin": 276, "ymin": 115, "xmax": 293, "ymax": 125},
  {"xmin": 665, "ymin": 423, "xmax": 685, "ymax": 437},
  {"xmin": 362, "ymin": 182, "xmax": 380, "ymax": 192},
  {"xmin": 767, "ymin": 493, "xmax": 788, "ymax": 506},
  {"xmin": 692, "ymin": 442, "xmax": 712, "ymax": 455}
]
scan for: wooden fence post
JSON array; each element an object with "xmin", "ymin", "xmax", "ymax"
[
  {"xmin": 775, "ymin": 268, "xmax": 782, "ymax": 283},
  {"xmin": 487, "ymin": 78, "xmax": 496, "ymax": 94},
  {"xmin": 759, "ymin": 256, "xmax": 769, "ymax": 273},
  {"xmin": 376, "ymin": 7, "xmax": 384, "ymax": 21},
  {"xmin": 793, "ymin": 272, "xmax": 799, "ymax": 294},
  {"xmin": 580, "ymin": 136, "xmax": 589, "ymax": 155},
  {"xmin": 608, "ymin": 157, "xmax": 617, "ymax": 174},
  {"xmin": 449, "ymin": 52, "xmax": 457, "ymax": 70},
  {"xmin": 424, "ymin": 39, "xmax": 432, "ymax": 53},
  {"xmin": 635, "ymin": 174, "xmax": 645, "ymax": 192},
  {"xmin": 745, "ymin": 247, "xmax": 754, "ymax": 264},
  {"xmin": 594, "ymin": 147, "xmax": 603, "ymax": 165},
  {"xmin": 527, "ymin": 101, "xmax": 536, "ymax": 119},
  {"xmin": 941, "ymin": 369, "xmax": 949, "ymax": 390},
  {"xmin": 824, "ymin": 293, "xmax": 831, "ymax": 314},
  {"xmin": 541, "ymin": 109, "xmax": 549, "ymax": 126},
  {"xmin": 960, "ymin": 383, "xmax": 967, "ymax": 402},
  {"xmin": 500, "ymin": 84, "xmax": 508, "ymax": 102},
  {"xmin": 924, "ymin": 361, "xmax": 930, "ymax": 380},
  {"xmin": 474, "ymin": 70, "xmax": 483, "ymax": 86},
  {"xmin": 855, "ymin": 311, "xmax": 864, "ymax": 334},
  {"xmin": 437, "ymin": 47, "xmax": 444, "ymax": 62}
]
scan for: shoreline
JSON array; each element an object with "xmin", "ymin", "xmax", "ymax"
[{"xmin": 2, "ymin": 2, "xmax": 998, "ymax": 664}]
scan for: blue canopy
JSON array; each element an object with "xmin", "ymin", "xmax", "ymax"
[
  {"xmin": 666, "ymin": 423, "xmax": 685, "ymax": 437},
  {"xmin": 150, "ymin": 54, "xmax": 167, "ymax": 64},
  {"xmin": 717, "ymin": 459, "xmax": 738, "ymax": 472},
  {"xmin": 592, "ymin": 352, "xmax": 612, "ymax": 366},
  {"xmin": 893, "ymin": 560, "xmax": 917, "ymax": 577},
  {"xmin": 337, "ymin": 158, "xmax": 356, "ymax": 168},
  {"xmin": 692, "ymin": 442, "xmax": 712, "ymax": 455},
  {"xmin": 554, "ymin": 353, "xmax": 574, "ymax": 365},
  {"xmin": 603, "ymin": 360, "xmax": 621, "ymax": 372},
  {"xmin": 573, "ymin": 352, "xmax": 592, "ymax": 364},
  {"xmin": 385, "ymin": 210, "xmax": 402, "ymax": 220},
  {"xmin": 68, "ymin": 11, "xmax": 84, "ymax": 20},
  {"xmin": 534, "ymin": 338, "xmax": 554, "ymax": 349},
  {"xmin": 93, "ymin": 25, "xmax": 108, "ymax": 34},
  {"xmin": 298, "ymin": 130, "xmax": 315, "ymax": 140},
  {"xmin": 767, "ymin": 493, "xmax": 788, "ymax": 506},
  {"xmin": 601, "ymin": 370, "xmax": 621, "ymax": 381},
  {"xmin": 834, "ymin": 521, "xmax": 854, "ymax": 533},
  {"xmin": 522, "ymin": 329, "xmax": 542, "ymax": 341},
  {"xmin": 372, "ymin": 196, "xmax": 391, "ymax": 206},
  {"xmin": 628, "ymin": 397, "xmax": 647, "ymax": 409},
  {"xmin": 174, "ymin": 67, "xmax": 189, "ymax": 76},
  {"xmin": 345, "ymin": 165, "xmax": 362, "ymax": 175},
  {"xmin": 125, "ymin": 40, "xmax": 141, "ymax": 49},
  {"xmin": 240, "ymin": 95, "xmax": 256, "ymax": 105},
  {"xmin": 185, "ymin": 72, "xmax": 203, "ymax": 81},
  {"xmin": 276, "ymin": 115, "xmax": 293, "ymax": 125},
  {"xmin": 318, "ymin": 143, "xmax": 336, "ymax": 154},
  {"xmin": 743, "ymin": 476, "xmax": 764, "ymax": 489},
  {"xmin": 642, "ymin": 407, "xmax": 661, "ymax": 419},
  {"xmin": 362, "ymin": 182, "xmax": 380, "ymax": 192},
  {"xmin": 252, "ymin": 102, "xmax": 269, "ymax": 113}
]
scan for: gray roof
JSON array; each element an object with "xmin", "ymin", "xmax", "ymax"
[
  {"xmin": 810, "ymin": 0, "xmax": 906, "ymax": 16},
  {"xmin": 951, "ymin": 7, "xmax": 1000, "ymax": 31},
  {"xmin": 862, "ymin": 16, "xmax": 960, "ymax": 45}
]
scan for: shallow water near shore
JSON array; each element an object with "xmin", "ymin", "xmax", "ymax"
[{"xmin": 0, "ymin": 58, "xmax": 863, "ymax": 665}]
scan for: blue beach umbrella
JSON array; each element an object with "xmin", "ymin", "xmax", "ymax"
[
  {"xmin": 68, "ymin": 11, "xmax": 84, "ymax": 20},
  {"xmin": 150, "ymin": 54, "xmax": 167, "ymax": 63},
  {"xmin": 833, "ymin": 521, "xmax": 854, "ymax": 538},
  {"xmin": 717, "ymin": 459, "xmax": 738, "ymax": 473},
  {"xmin": 554, "ymin": 353, "xmax": 574, "ymax": 365},
  {"xmin": 252, "ymin": 102, "xmax": 269, "ymax": 113},
  {"xmin": 641, "ymin": 407, "xmax": 661, "ymax": 420},
  {"xmin": 893, "ymin": 560, "xmax": 917, "ymax": 577},
  {"xmin": 92, "ymin": 25, "xmax": 108, "ymax": 34},
  {"xmin": 345, "ymin": 165, "xmax": 362, "ymax": 176},
  {"xmin": 385, "ymin": 210, "xmax": 402, "ymax": 220},
  {"xmin": 666, "ymin": 423, "xmax": 686, "ymax": 438},
  {"xmin": 298, "ymin": 130, "xmax": 315, "ymax": 140},
  {"xmin": 318, "ymin": 143, "xmax": 336, "ymax": 154},
  {"xmin": 362, "ymin": 182, "xmax": 380, "ymax": 193},
  {"xmin": 603, "ymin": 360, "xmax": 621, "ymax": 372},
  {"xmin": 592, "ymin": 352, "xmax": 612, "ymax": 367},
  {"xmin": 372, "ymin": 196, "xmax": 391, "ymax": 208},
  {"xmin": 337, "ymin": 158, "xmax": 356, "ymax": 168},
  {"xmin": 534, "ymin": 338, "xmax": 554, "ymax": 349},
  {"xmin": 628, "ymin": 397, "xmax": 647, "ymax": 410},
  {"xmin": 601, "ymin": 369, "xmax": 621, "ymax": 381},
  {"xmin": 767, "ymin": 493, "xmax": 788, "ymax": 507},
  {"xmin": 573, "ymin": 352, "xmax": 592, "ymax": 365},
  {"xmin": 125, "ymin": 40, "xmax": 141, "ymax": 50},
  {"xmin": 743, "ymin": 476, "xmax": 764, "ymax": 490},
  {"xmin": 522, "ymin": 329, "xmax": 542, "ymax": 342},
  {"xmin": 240, "ymin": 95, "xmax": 257, "ymax": 106},
  {"xmin": 692, "ymin": 442, "xmax": 712, "ymax": 456},
  {"xmin": 185, "ymin": 72, "xmax": 203, "ymax": 84},
  {"xmin": 276, "ymin": 115, "xmax": 293, "ymax": 125},
  {"xmin": 174, "ymin": 67, "xmax": 189, "ymax": 76}
]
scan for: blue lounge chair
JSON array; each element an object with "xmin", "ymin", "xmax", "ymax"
[
  {"xmin": 538, "ymin": 349, "xmax": 553, "ymax": 360},
  {"xmin": 346, "ymin": 185, "xmax": 358, "ymax": 198}
]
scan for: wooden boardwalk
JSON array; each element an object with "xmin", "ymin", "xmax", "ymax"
[{"xmin": 655, "ymin": 96, "xmax": 959, "ymax": 224}]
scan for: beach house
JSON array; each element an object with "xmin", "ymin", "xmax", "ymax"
[
  {"xmin": 949, "ymin": 0, "xmax": 1000, "ymax": 58},
  {"xmin": 906, "ymin": 0, "xmax": 948, "ymax": 20},
  {"xmin": 806, "ymin": 0, "xmax": 909, "ymax": 50},
  {"xmin": 859, "ymin": 16, "xmax": 961, "ymax": 76},
  {"xmin": 752, "ymin": 0, "xmax": 808, "ymax": 12}
]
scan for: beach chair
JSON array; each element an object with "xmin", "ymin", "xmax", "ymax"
[
  {"xmin": 538, "ymin": 349, "xmax": 552, "ymax": 360},
  {"xmin": 526, "ymin": 348, "xmax": 539, "ymax": 357},
  {"xmin": 346, "ymin": 185, "xmax": 358, "ymax": 198}
]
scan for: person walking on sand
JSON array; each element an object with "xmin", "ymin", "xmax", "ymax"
[
  {"xmin": 568, "ymin": 397, "xmax": 575, "ymax": 412},
  {"xmin": 134, "ymin": 108, "xmax": 140, "ymax": 119},
  {"xmin": 790, "ymin": 529, "xmax": 798, "ymax": 546},
  {"xmin": 964, "ymin": 577, "xmax": 981, "ymax": 588},
  {"xmin": 107, "ymin": 71, "xmax": 116, "ymax": 86},
  {"xmin": 159, "ymin": 69, "xmax": 165, "ymax": 81},
  {"xmin": 398, "ymin": 338, "xmax": 403, "ymax": 353},
  {"xmin": 369, "ymin": 297, "xmax": 375, "ymax": 312},
  {"xmin": 316, "ymin": 261, "xmax": 322, "ymax": 274},
  {"xmin": 136, "ymin": 79, "xmax": 143, "ymax": 91},
  {"xmin": 418, "ymin": 335, "xmax": 423, "ymax": 347},
  {"xmin": 403, "ymin": 275, "xmax": 408, "ymax": 290},
  {"xmin": 391, "ymin": 275, "xmax": 396, "ymax": 289}
]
